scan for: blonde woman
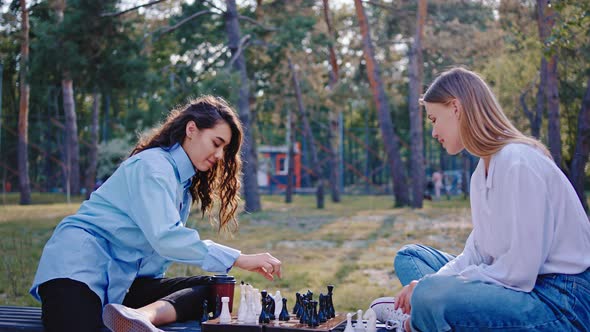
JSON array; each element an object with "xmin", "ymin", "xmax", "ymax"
[
  {"xmin": 370, "ymin": 68, "xmax": 590, "ymax": 331},
  {"xmin": 31, "ymin": 96, "xmax": 282, "ymax": 332}
]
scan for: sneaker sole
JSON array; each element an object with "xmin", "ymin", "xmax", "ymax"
[{"xmin": 102, "ymin": 305, "xmax": 162, "ymax": 332}]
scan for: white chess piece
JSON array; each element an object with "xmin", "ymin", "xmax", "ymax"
[
  {"xmin": 246, "ymin": 286, "xmax": 258, "ymax": 324},
  {"xmin": 354, "ymin": 309, "xmax": 365, "ymax": 332},
  {"xmin": 363, "ymin": 308, "xmax": 377, "ymax": 332},
  {"xmin": 254, "ymin": 289, "xmax": 262, "ymax": 317},
  {"xmin": 273, "ymin": 291, "xmax": 282, "ymax": 319},
  {"xmin": 237, "ymin": 285, "xmax": 247, "ymax": 323},
  {"xmin": 343, "ymin": 313, "xmax": 354, "ymax": 332},
  {"xmin": 219, "ymin": 297, "xmax": 231, "ymax": 324}
]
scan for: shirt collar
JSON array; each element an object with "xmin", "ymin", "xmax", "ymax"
[{"xmin": 169, "ymin": 143, "xmax": 195, "ymax": 184}]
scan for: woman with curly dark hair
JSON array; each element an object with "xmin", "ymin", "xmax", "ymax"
[{"xmin": 30, "ymin": 96, "xmax": 281, "ymax": 332}]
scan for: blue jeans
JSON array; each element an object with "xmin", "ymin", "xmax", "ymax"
[{"xmin": 394, "ymin": 244, "xmax": 590, "ymax": 331}]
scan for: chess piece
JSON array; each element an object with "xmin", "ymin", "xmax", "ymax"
[
  {"xmin": 317, "ymin": 294, "xmax": 327, "ymax": 323},
  {"xmin": 267, "ymin": 293, "xmax": 276, "ymax": 320},
  {"xmin": 327, "ymin": 285, "xmax": 335, "ymax": 318},
  {"xmin": 293, "ymin": 292, "xmax": 301, "ymax": 315},
  {"xmin": 219, "ymin": 297, "xmax": 231, "ymax": 324},
  {"xmin": 309, "ymin": 300, "xmax": 319, "ymax": 327},
  {"xmin": 343, "ymin": 313, "xmax": 354, "ymax": 332},
  {"xmin": 245, "ymin": 287, "xmax": 258, "ymax": 324},
  {"xmin": 354, "ymin": 309, "xmax": 366, "ymax": 332},
  {"xmin": 214, "ymin": 295, "xmax": 221, "ymax": 318},
  {"xmin": 363, "ymin": 308, "xmax": 377, "ymax": 332},
  {"xmin": 273, "ymin": 291, "xmax": 282, "ymax": 319},
  {"xmin": 279, "ymin": 298, "xmax": 290, "ymax": 321},
  {"xmin": 259, "ymin": 290, "xmax": 270, "ymax": 324},
  {"xmin": 201, "ymin": 299, "xmax": 209, "ymax": 324},
  {"xmin": 254, "ymin": 289, "xmax": 262, "ymax": 318},
  {"xmin": 238, "ymin": 283, "xmax": 247, "ymax": 322},
  {"xmin": 299, "ymin": 299, "xmax": 308, "ymax": 324}
]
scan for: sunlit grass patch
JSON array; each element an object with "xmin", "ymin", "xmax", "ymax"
[{"xmin": 1, "ymin": 193, "xmax": 474, "ymax": 311}]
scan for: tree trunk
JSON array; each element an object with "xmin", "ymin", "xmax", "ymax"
[
  {"xmin": 18, "ymin": 0, "xmax": 31, "ymax": 205},
  {"xmin": 288, "ymin": 57, "xmax": 324, "ymax": 209},
  {"xmin": 353, "ymin": 0, "xmax": 409, "ymax": 207},
  {"xmin": 537, "ymin": 0, "xmax": 561, "ymax": 165},
  {"xmin": 568, "ymin": 77, "xmax": 590, "ymax": 212},
  {"xmin": 322, "ymin": 0, "xmax": 341, "ymax": 203},
  {"xmin": 225, "ymin": 0, "xmax": 261, "ymax": 212},
  {"xmin": 546, "ymin": 56, "xmax": 561, "ymax": 166},
  {"xmin": 285, "ymin": 106, "xmax": 294, "ymax": 203},
  {"xmin": 407, "ymin": 0, "xmax": 427, "ymax": 208},
  {"xmin": 62, "ymin": 78, "xmax": 80, "ymax": 195},
  {"xmin": 86, "ymin": 91, "xmax": 100, "ymax": 198},
  {"xmin": 533, "ymin": 59, "xmax": 547, "ymax": 139},
  {"xmin": 520, "ymin": 80, "xmax": 542, "ymax": 139}
]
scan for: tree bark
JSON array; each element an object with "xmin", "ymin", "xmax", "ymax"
[
  {"xmin": 225, "ymin": 0, "xmax": 261, "ymax": 212},
  {"xmin": 568, "ymin": 77, "xmax": 590, "ymax": 212},
  {"xmin": 85, "ymin": 91, "xmax": 100, "ymax": 199},
  {"xmin": 53, "ymin": 0, "xmax": 80, "ymax": 195},
  {"xmin": 286, "ymin": 106, "xmax": 294, "ymax": 203},
  {"xmin": 322, "ymin": 0, "xmax": 341, "ymax": 203},
  {"xmin": 288, "ymin": 57, "xmax": 324, "ymax": 209},
  {"xmin": 546, "ymin": 56, "xmax": 562, "ymax": 166},
  {"xmin": 533, "ymin": 59, "xmax": 547, "ymax": 139},
  {"xmin": 18, "ymin": 0, "xmax": 31, "ymax": 204},
  {"xmin": 537, "ymin": 0, "xmax": 561, "ymax": 165},
  {"xmin": 353, "ymin": 0, "xmax": 409, "ymax": 206},
  {"xmin": 407, "ymin": 0, "xmax": 427, "ymax": 208},
  {"xmin": 520, "ymin": 79, "xmax": 542, "ymax": 139},
  {"xmin": 62, "ymin": 77, "xmax": 80, "ymax": 195}
]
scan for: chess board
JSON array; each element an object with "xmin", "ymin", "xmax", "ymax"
[{"xmin": 202, "ymin": 313, "xmax": 347, "ymax": 332}]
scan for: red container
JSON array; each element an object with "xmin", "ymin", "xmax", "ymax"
[{"xmin": 209, "ymin": 275, "xmax": 236, "ymax": 315}]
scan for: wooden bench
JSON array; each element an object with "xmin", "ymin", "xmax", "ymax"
[{"xmin": 0, "ymin": 306, "xmax": 202, "ymax": 332}]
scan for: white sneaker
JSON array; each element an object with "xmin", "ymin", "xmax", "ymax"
[
  {"xmin": 369, "ymin": 297, "xmax": 410, "ymax": 332},
  {"xmin": 102, "ymin": 303, "xmax": 164, "ymax": 332}
]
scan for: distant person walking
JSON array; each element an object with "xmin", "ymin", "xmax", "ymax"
[{"xmin": 431, "ymin": 170, "xmax": 443, "ymax": 200}]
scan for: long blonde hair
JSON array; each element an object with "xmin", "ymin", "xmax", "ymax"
[{"xmin": 422, "ymin": 67, "xmax": 550, "ymax": 158}]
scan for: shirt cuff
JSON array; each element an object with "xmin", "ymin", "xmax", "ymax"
[{"xmin": 201, "ymin": 240, "xmax": 241, "ymax": 273}]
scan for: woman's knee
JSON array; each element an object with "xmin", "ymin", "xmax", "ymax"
[{"xmin": 394, "ymin": 244, "xmax": 421, "ymax": 269}]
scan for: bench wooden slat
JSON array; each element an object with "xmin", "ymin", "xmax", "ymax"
[{"xmin": 0, "ymin": 306, "xmax": 201, "ymax": 332}]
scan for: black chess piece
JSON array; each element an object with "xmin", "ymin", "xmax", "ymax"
[
  {"xmin": 293, "ymin": 292, "xmax": 301, "ymax": 315},
  {"xmin": 267, "ymin": 295, "xmax": 276, "ymax": 320},
  {"xmin": 306, "ymin": 290, "xmax": 314, "ymax": 301},
  {"xmin": 214, "ymin": 295, "xmax": 221, "ymax": 318},
  {"xmin": 300, "ymin": 299, "xmax": 309, "ymax": 324},
  {"xmin": 318, "ymin": 294, "xmax": 327, "ymax": 323},
  {"xmin": 259, "ymin": 290, "xmax": 270, "ymax": 324},
  {"xmin": 279, "ymin": 298, "xmax": 290, "ymax": 321},
  {"xmin": 327, "ymin": 285, "xmax": 335, "ymax": 318},
  {"xmin": 297, "ymin": 294, "xmax": 305, "ymax": 318},
  {"xmin": 309, "ymin": 300, "xmax": 319, "ymax": 327},
  {"xmin": 200, "ymin": 299, "xmax": 209, "ymax": 324}
]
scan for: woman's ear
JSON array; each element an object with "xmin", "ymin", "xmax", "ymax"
[
  {"xmin": 185, "ymin": 120, "xmax": 198, "ymax": 139},
  {"xmin": 452, "ymin": 99, "xmax": 462, "ymax": 119}
]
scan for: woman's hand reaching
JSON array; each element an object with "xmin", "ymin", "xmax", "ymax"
[
  {"xmin": 234, "ymin": 253, "xmax": 282, "ymax": 281},
  {"xmin": 395, "ymin": 280, "xmax": 419, "ymax": 314}
]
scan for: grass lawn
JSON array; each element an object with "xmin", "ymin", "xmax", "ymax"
[{"xmin": 1, "ymin": 193, "xmax": 473, "ymax": 311}]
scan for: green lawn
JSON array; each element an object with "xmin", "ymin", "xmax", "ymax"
[{"xmin": 2, "ymin": 193, "xmax": 473, "ymax": 311}]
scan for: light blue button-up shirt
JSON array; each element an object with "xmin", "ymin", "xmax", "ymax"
[{"xmin": 30, "ymin": 143, "xmax": 241, "ymax": 305}]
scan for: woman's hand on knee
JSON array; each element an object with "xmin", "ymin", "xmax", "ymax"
[
  {"xmin": 234, "ymin": 253, "xmax": 282, "ymax": 281},
  {"xmin": 395, "ymin": 280, "xmax": 419, "ymax": 314}
]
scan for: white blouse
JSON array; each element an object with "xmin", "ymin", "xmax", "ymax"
[{"xmin": 436, "ymin": 143, "xmax": 590, "ymax": 292}]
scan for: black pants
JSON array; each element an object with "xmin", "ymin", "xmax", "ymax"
[{"xmin": 38, "ymin": 276, "xmax": 212, "ymax": 332}]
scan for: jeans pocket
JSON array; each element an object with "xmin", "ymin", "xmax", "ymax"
[{"xmin": 566, "ymin": 274, "xmax": 590, "ymax": 330}]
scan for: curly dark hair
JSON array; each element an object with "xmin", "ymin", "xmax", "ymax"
[{"xmin": 130, "ymin": 96, "xmax": 243, "ymax": 233}]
